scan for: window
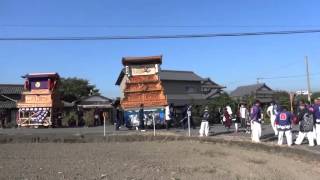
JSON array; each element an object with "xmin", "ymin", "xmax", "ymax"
[{"xmin": 185, "ymin": 86, "xmax": 195, "ymax": 93}]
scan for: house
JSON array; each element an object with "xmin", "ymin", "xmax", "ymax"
[
  {"xmin": 230, "ymin": 83, "xmax": 274, "ymax": 104},
  {"xmin": 0, "ymin": 84, "xmax": 24, "ymax": 127},
  {"xmin": 159, "ymin": 70, "xmax": 225, "ymax": 107},
  {"xmin": 77, "ymin": 95, "xmax": 115, "ymax": 126}
]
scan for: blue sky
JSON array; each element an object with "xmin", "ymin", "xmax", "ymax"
[{"xmin": 0, "ymin": 0, "xmax": 319, "ymax": 97}]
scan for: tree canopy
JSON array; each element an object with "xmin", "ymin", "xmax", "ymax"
[
  {"xmin": 207, "ymin": 92, "xmax": 237, "ymax": 111},
  {"xmin": 312, "ymin": 91, "xmax": 320, "ymax": 100},
  {"xmin": 58, "ymin": 77, "xmax": 100, "ymax": 102}
]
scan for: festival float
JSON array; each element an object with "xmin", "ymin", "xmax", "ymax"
[
  {"xmin": 119, "ymin": 56, "xmax": 168, "ymax": 128},
  {"xmin": 17, "ymin": 73, "xmax": 61, "ymax": 128}
]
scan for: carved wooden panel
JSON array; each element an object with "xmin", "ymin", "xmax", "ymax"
[
  {"xmin": 25, "ymin": 95, "xmax": 51, "ymax": 104},
  {"xmin": 128, "ymin": 75, "xmax": 158, "ymax": 84},
  {"xmin": 131, "ymin": 64, "xmax": 157, "ymax": 76},
  {"xmin": 125, "ymin": 83, "xmax": 162, "ymax": 92}
]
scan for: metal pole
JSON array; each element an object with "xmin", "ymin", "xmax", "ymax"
[
  {"xmin": 104, "ymin": 117, "xmax": 106, "ymax": 137},
  {"xmin": 289, "ymin": 92, "xmax": 294, "ymax": 113},
  {"xmin": 188, "ymin": 115, "xmax": 191, "ymax": 137},
  {"xmin": 103, "ymin": 112, "xmax": 106, "ymax": 137},
  {"xmin": 305, "ymin": 56, "xmax": 312, "ymax": 104},
  {"xmin": 153, "ymin": 113, "xmax": 156, "ymax": 137}
]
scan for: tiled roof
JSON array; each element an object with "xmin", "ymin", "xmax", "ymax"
[
  {"xmin": 22, "ymin": 72, "xmax": 60, "ymax": 79},
  {"xmin": 0, "ymin": 84, "xmax": 24, "ymax": 95},
  {"xmin": 230, "ymin": 83, "xmax": 272, "ymax": 97},
  {"xmin": 78, "ymin": 95, "xmax": 113, "ymax": 105},
  {"xmin": 0, "ymin": 101, "xmax": 17, "ymax": 109},
  {"xmin": 159, "ymin": 70, "xmax": 204, "ymax": 81},
  {"xmin": 122, "ymin": 55, "xmax": 162, "ymax": 65}
]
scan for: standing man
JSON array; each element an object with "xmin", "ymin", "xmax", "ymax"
[
  {"xmin": 138, "ymin": 104, "xmax": 145, "ymax": 131},
  {"xmin": 165, "ymin": 104, "xmax": 174, "ymax": 130},
  {"xmin": 267, "ymin": 101, "xmax": 278, "ymax": 136},
  {"xmin": 295, "ymin": 101, "xmax": 315, "ymax": 146},
  {"xmin": 250, "ymin": 100, "xmax": 262, "ymax": 143},
  {"xmin": 115, "ymin": 107, "xmax": 121, "ymax": 131},
  {"xmin": 0, "ymin": 112, "xmax": 5, "ymax": 128},
  {"xmin": 199, "ymin": 106, "xmax": 210, "ymax": 137},
  {"xmin": 245, "ymin": 105, "xmax": 251, "ymax": 134},
  {"xmin": 240, "ymin": 104, "xmax": 247, "ymax": 128},
  {"xmin": 181, "ymin": 104, "xmax": 188, "ymax": 129},
  {"xmin": 275, "ymin": 106, "xmax": 293, "ymax": 146},
  {"xmin": 94, "ymin": 108, "xmax": 100, "ymax": 126},
  {"xmin": 313, "ymin": 97, "xmax": 320, "ymax": 145}
]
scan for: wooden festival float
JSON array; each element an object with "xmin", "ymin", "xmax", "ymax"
[
  {"xmin": 17, "ymin": 73, "xmax": 61, "ymax": 128},
  {"xmin": 120, "ymin": 56, "xmax": 168, "ymax": 128}
]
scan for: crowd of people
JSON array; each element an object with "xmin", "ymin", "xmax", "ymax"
[
  {"xmin": 114, "ymin": 97, "xmax": 320, "ymax": 147},
  {"xmin": 197, "ymin": 97, "xmax": 320, "ymax": 147}
]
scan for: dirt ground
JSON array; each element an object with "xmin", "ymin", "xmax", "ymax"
[{"xmin": 0, "ymin": 141, "xmax": 320, "ymax": 180}]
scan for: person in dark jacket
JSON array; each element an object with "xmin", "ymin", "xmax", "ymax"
[
  {"xmin": 223, "ymin": 108, "xmax": 231, "ymax": 130},
  {"xmin": 295, "ymin": 101, "xmax": 315, "ymax": 146},
  {"xmin": 275, "ymin": 106, "xmax": 293, "ymax": 146},
  {"xmin": 115, "ymin": 107, "xmax": 121, "ymax": 131},
  {"xmin": 181, "ymin": 104, "xmax": 188, "ymax": 129},
  {"xmin": 313, "ymin": 97, "xmax": 320, "ymax": 145},
  {"xmin": 181, "ymin": 104, "xmax": 195, "ymax": 129},
  {"xmin": 199, "ymin": 106, "xmax": 210, "ymax": 137},
  {"xmin": 234, "ymin": 110, "xmax": 241, "ymax": 133},
  {"xmin": 138, "ymin": 104, "xmax": 145, "ymax": 131}
]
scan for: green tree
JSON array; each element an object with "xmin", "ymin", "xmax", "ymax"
[
  {"xmin": 273, "ymin": 91, "xmax": 290, "ymax": 108},
  {"xmin": 207, "ymin": 92, "xmax": 237, "ymax": 112},
  {"xmin": 312, "ymin": 91, "xmax": 320, "ymax": 101},
  {"xmin": 58, "ymin": 77, "xmax": 100, "ymax": 102}
]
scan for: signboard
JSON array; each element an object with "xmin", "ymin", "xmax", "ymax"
[
  {"xmin": 124, "ymin": 108, "xmax": 165, "ymax": 127},
  {"xmin": 296, "ymin": 90, "xmax": 310, "ymax": 95},
  {"xmin": 131, "ymin": 64, "xmax": 157, "ymax": 76},
  {"xmin": 25, "ymin": 94, "xmax": 52, "ymax": 104}
]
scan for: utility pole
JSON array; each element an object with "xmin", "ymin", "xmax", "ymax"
[
  {"xmin": 256, "ymin": 78, "xmax": 261, "ymax": 84},
  {"xmin": 305, "ymin": 56, "xmax": 312, "ymax": 104}
]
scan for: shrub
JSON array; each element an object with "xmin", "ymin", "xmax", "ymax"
[{"xmin": 83, "ymin": 109, "xmax": 94, "ymax": 127}]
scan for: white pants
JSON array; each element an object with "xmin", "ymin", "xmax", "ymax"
[
  {"xmin": 316, "ymin": 124, "xmax": 320, "ymax": 145},
  {"xmin": 271, "ymin": 116, "xmax": 278, "ymax": 135},
  {"xmin": 251, "ymin": 121, "xmax": 261, "ymax": 143},
  {"xmin": 278, "ymin": 130, "xmax": 292, "ymax": 146},
  {"xmin": 199, "ymin": 121, "xmax": 209, "ymax": 137},
  {"xmin": 235, "ymin": 123, "xmax": 239, "ymax": 132},
  {"xmin": 295, "ymin": 131, "xmax": 315, "ymax": 146}
]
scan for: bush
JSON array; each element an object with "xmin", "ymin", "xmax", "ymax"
[
  {"xmin": 83, "ymin": 109, "xmax": 94, "ymax": 127},
  {"xmin": 62, "ymin": 110, "xmax": 77, "ymax": 127}
]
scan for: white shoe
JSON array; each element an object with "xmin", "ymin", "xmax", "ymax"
[{"xmin": 136, "ymin": 127, "xmax": 139, "ymax": 131}]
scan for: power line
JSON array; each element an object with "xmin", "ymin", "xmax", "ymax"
[
  {"xmin": 1, "ymin": 29, "xmax": 320, "ymax": 41},
  {"xmin": 226, "ymin": 73, "xmax": 320, "ymax": 86},
  {"xmin": 1, "ymin": 24, "xmax": 320, "ymax": 28},
  {"xmin": 258, "ymin": 72, "xmax": 320, "ymax": 80}
]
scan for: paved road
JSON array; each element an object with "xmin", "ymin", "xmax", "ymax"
[
  {"xmin": 0, "ymin": 124, "xmax": 273, "ymax": 136},
  {"xmin": 1, "ymin": 123, "xmax": 319, "ymax": 153}
]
